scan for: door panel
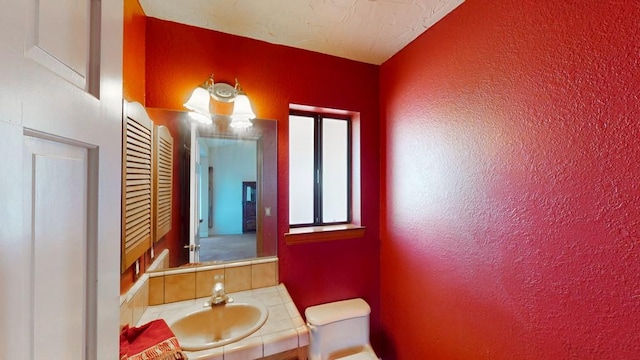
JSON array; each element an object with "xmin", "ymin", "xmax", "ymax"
[
  {"xmin": 24, "ymin": 136, "xmax": 89, "ymax": 360},
  {"xmin": 25, "ymin": 0, "xmax": 91, "ymax": 89}
]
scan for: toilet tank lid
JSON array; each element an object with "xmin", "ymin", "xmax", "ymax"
[{"xmin": 305, "ymin": 298, "xmax": 371, "ymax": 326}]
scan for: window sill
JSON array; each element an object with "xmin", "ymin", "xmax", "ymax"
[{"xmin": 284, "ymin": 224, "xmax": 366, "ymax": 245}]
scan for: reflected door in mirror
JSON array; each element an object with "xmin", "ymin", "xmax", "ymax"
[{"xmin": 242, "ymin": 181, "xmax": 257, "ymax": 233}]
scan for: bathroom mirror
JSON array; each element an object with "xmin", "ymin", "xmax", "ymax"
[
  {"xmin": 142, "ymin": 108, "xmax": 277, "ymax": 270},
  {"xmin": 187, "ymin": 116, "xmax": 278, "ymax": 264}
]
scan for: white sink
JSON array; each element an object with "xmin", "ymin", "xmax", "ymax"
[{"xmin": 168, "ymin": 297, "xmax": 268, "ymax": 351}]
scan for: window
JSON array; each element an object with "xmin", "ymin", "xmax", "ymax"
[{"xmin": 289, "ymin": 111, "xmax": 351, "ymax": 227}]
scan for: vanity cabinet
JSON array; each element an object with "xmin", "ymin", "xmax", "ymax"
[
  {"xmin": 121, "ymin": 102, "xmax": 173, "ymax": 272},
  {"xmin": 154, "ymin": 125, "xmax": 173, "ymax": 241},
  {"xmin": 122, "ymin": 104, "xmax": 154, "ymax": 271}
]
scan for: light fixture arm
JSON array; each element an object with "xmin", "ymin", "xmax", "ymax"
[
  {"xmin": 234, "ymin": 78, "xmax": 244, "ymax": 96},
  {"xmin": 194, "ymin": 73, "xmax": 216, "ymax": 94}
]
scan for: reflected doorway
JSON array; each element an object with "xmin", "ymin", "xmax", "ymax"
[
  {"xmin": 242, "ymin": 181, "xmax": 257, "ymax": 233},
  {"xmin": 197, "ymin": 137, "xmax": 258, "ymax": 262}
]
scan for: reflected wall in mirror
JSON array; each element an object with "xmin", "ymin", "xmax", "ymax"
[{"xmin": 189, "ymin": 116, "xmax": 278, "ymax": 265}]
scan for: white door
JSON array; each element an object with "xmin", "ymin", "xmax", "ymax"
[
  {"xmin": 0, "ymin": 0, "xmax": 123, "ymax": 358},
  {"xmin": 189, "ymin": 122, "xmax": 201, "ymax": 263}
]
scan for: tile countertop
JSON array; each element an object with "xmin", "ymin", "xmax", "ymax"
[{"xmin": 137, "ymin": 283, "xmax": 309, "ymax": 360}]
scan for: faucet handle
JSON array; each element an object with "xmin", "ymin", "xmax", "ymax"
[
  {"xmin": 209, "ymin": 273, "xmax": 228, "ymax": 305},
  {"xmin": 214, "ymin": 274, "xmax": 224, "ymax": 287},
  {"xmin": 213, "ymin": 274, "xmax": 224, "ymax": 289}
]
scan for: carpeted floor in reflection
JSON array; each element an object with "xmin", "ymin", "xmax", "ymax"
[{"xmin": 198, "ymin": 233, "xmax": 257, "ymax": 263}]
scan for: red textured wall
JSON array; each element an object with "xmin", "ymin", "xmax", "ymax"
[
  {"xmin": 123, "ymin": 0, "xmax": 145, "ymax": 104},
  {"xmin": 380, "ymin": 1, "xmax": 640, "ymax": 359},
  {"xmin": 144, "ymin": 19, "xmax": 382, "ymax": 349}
]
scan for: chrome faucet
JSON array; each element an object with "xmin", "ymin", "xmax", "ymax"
[{"xmin": 211, "ymin": 281, "xmax": 227, "ymax": 305}]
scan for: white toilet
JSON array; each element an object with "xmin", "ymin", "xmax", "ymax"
[{"xmin": 305, "ymin": 298, "xmax": 379, "ymax": 360}]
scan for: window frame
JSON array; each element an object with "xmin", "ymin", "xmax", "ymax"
[{"xmin": 289, "ymin": 110, "xmax": 352, "ymax": 228}]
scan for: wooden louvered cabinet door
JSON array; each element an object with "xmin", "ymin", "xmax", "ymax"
[
  {"xmin": 154, "ymin": 125, "xmax": 173, "ymax": 241},
  {"xmin": 121, "ymin": 102, "xmax": 154, "ymax": 272}
]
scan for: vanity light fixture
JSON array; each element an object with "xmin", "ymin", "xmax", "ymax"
[
  {"xmin": 184, "ymin": 74, "xmax": 214, "ymax": 124},
  {"xmin": 183, "ymin": 74, "xmax": 256, "ymax": 128},
  {"xmin": 230, "ymin": 79, "xmax": 256, "ymax": 129}
]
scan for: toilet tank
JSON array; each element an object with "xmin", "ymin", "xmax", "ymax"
[{"xmin": 305, "ymin": 298, "xmax": 371, "ymax": 360}]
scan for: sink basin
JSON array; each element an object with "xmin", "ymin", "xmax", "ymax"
[{"xmin": 168, "ymin": 297, "xmax": 268, "ymax": 351}]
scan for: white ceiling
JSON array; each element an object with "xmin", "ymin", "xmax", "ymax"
[{"xmin": 139, "ymin": 0, "xmax": 464, "ymax": 65}]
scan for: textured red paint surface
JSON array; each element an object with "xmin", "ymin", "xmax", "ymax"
[
  {"xmin": 123, "ymin": 0, "xmax": 146, "ymax": 104},
  {"xmin": 380, "ymin": 1, "xmax": 640, "ymax": 359},
  {"xmin": 144, "ymin": 19, "xmax": 382, "ymax": 350}
]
